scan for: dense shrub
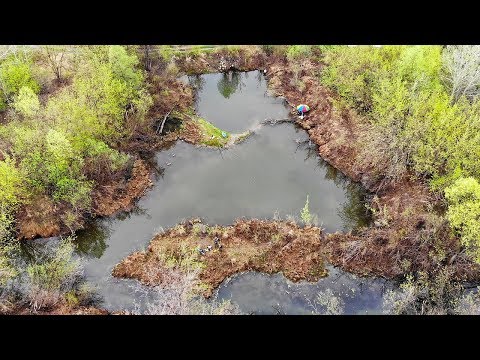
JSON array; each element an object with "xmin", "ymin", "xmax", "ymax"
[
  {"xmin": 12, "ymin": 86, "xmax": 40, "ymax": 117},
  {"xmin": 445, "ymin": 177, "xmax": 480, "ymax": 262},
  {"xmin": 322, "ymin": 45, "xmax": 480, "ymax": 188},
  {"xmin": 286, "ymin": 45, "xmax": 312, "ymax": 61},
  {"xmin": 0, "ymin": 55, "xmax": 40, "ymax": 106}
]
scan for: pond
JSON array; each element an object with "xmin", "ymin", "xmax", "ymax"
[{"xmin": 26, "ymin": 71, "xmax": 382, "ymax": 314}]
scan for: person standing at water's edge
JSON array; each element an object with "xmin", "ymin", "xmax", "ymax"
[{"xmin": 296, "ymin": 104, "xmax": 310, "ymax": 119}]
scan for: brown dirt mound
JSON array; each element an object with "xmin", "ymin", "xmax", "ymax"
[
  {"xmin": 16, "ymin": 195, "xmax": 73, "ymax": 240},
  {"xmin": 92, "ymin": 158, "xmax": 153, "ymax": 217},
  {"xmin": 113, "ymin": 219, "xmax": 327, "ymax": 297}
]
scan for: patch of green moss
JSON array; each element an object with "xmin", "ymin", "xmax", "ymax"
[{"xmin": 197, "ymin": 118, "xmax": 230, "ymax": 147}]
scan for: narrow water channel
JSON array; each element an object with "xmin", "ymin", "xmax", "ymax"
[{"xmin": 24, "ymin": 71, "xmax": 386, "ymax": 314}]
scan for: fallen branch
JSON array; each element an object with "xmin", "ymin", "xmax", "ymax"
[
  {"xmin": 262, "ymin": 117, "xmax": 294, "ymax": 125},
  {"xmin": 156, "ymin": 105, "xmax": 177, "ymax": 135}
]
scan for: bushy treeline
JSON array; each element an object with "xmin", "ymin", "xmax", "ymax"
[
  {"xmin": 320, "ymin": 45, "xmax": 480, "ymax": 261},
  {"xmin": 0, "ymin": 45, "xmax": 152, "ymax": 232}
]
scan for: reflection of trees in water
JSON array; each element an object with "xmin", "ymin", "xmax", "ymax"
[
  {"xmin": 187, "ymin": 75, "xmax": 205, "ymax": 102},
  {"xmin": 294, "ymin": 135, "xmax": 371, "ymax": 231},
  {"xmin": 338, "ymin": 183, "xmax": 371, "ymax": 232},
  {"xmin": 217, "ymin": 71, "xmax": 244, "ymax": 99},
  {"xmin": 255, "ymin": 70, "xmax": 264, "ymax": 87},
  {"xmin": 75, "ymin": 222, "xmax": 111, "ymax": 258},
  {"xmin": 319, "ymin": 161, "xmax": 371, "ymax": 231}
]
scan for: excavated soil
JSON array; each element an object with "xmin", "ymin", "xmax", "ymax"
[{"xmin": 113, "ymin": 219, "xmax": 327, "ymax": 297}]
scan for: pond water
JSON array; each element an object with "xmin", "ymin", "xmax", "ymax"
[
  {"xmin": 215, "ymin": 267, "xmax": 390, "ymax": 315},
  {"xmin": 25, "ymin": 71, "xmax": 384, "ymax": 314}
]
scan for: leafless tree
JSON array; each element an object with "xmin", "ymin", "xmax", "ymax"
[
  {"xmin": 41, "ymin": 45, "xmax": 68, "ymax": 82},
  {"xmin": 143, "ymin": 45, "xmax": 153, "ymax": 72},
  {"xmin": 443, "ymin": 45, "xmax": 480, "ymax": 102},
  {"xmin": 131, "ymin": 266, "xmax": 240, "ymax": 315}
]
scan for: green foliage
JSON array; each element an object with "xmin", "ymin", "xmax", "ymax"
[
  {"xmin": 301, "ymin": 195, "xmax": 312, "ymax": 225},
  {"xmin": 27, "ymin": 237, "xmax": 79, "ymax": 292},
  {"xmin": 159, "ymin": 45, "xmax": 174, "ymax": 62},
  {"xmin": 0, "ymin": 46, "xmax": 145, "ymax": 223},
  {"xmin": 108, "ymin": 45, "xmax": 143, "ymax": 90},
  {"xmin": 322, "ymin": 45, "xmax": 480, "ymax": 188},
  {"xmin": 286, "ymin": 45, "xmax": 312, "ymax": 61},
  {"xmin": 0, "ymin": 55, "xmax": 40, "ymax": 104},
  {"xmin": 12, "ymin": 86, "xmax": 40, "ymax": 117},
  {"xmin": 445, "ymin": 177, "xmax": 480, "ymax": 263},
  {"xmin": 0, "ymin": 210, "xmax": 18, "ymax": 286},
  {"xmin": 0, "ymin": 155, "xmax": 24, "ymax": 209},
  {"xmin": 25, "ymin": 236, "xmax": 90, "ymax": 311},
  {"xmin": 196, "ymin": 118, "xmax": 230, "ymax": 147},
  {"xmin": 383, "ymin": 269, "xmax": 465, "ymax": 315}
]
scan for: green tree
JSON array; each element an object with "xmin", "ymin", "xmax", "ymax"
[
  {"xmin": 301, "ymin": 195, "xmax": 312, "ymax": 225},
  {"xmin": 0, "ymin": 55, "xmax": 40, "ymax": 103},
  {"xmin": 13, "ymin": 86, "xmax": 40, "ymax": 117},
  {"xmin": 445, "ymin": 177, "xmax": 480, "ymax": 263},
  {"xmin": 0, "ymin": 155, "xmax": 24, "ymax": 208}
]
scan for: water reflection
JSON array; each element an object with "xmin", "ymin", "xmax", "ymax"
[
  {"xmin": 75, "ymin": 221, "xmax": 110, "ymax": 258},
  {"xmin": 293, "ymin": 135, "xmax": 371, "ymax": 231},
  {"xmin": 215, "ymin": 267, "xmax": 391, "ymax": 315},
  {"xmin": 67, "ymin": 71, "xmax": 374, "ymax": 311},
  {"xmin": 217, "ymin": 71, "xmax": 244, "ymax": 99}
]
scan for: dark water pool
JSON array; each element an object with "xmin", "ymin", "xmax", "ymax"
[
  {"xmin": 26, "ymin": 71, "xmax": 383, "ymax": 313},
  {"xmin": 214, "ymin": 267, "xmax": 390, "ymax": 315}
]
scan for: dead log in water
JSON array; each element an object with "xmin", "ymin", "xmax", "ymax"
[
  {"xmin": 156, "ymin": 105, "xmax": 177, "ymax": 135},
  {"xmin": 262, "ymin": 117, "xmax": 294, "ymax": 125}
]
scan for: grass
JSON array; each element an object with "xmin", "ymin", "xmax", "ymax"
[{"xmin": 197, "ymin": 118, "xmax": 230, "ymax": 147}]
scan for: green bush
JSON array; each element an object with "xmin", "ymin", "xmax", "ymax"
[
  {"xmin": 286, "ymin": 45, "xmax": 312, "ymax": 61},
  {"xmin": 300, "ymin": 195, "xmax": 312, "ymax": 225},
  {"xmin": 0, "ymin": 208, "xmax": 18, "ymax": 286},
  {"xmin": 12, "ymin": 86, "xmax": 40, "ymax": 117},
  {"xmin": 322, "ymin": 45, "xmax": 480, "ymax": 188},
  {"xmin": 27, "ymin": 237, "xmax": 80, "ymax": 291},
  {"xmin": 445, "ymin": 177, "xmax": 480, "ymax": 263},
  {"xmin": 26, "ymin": 236, "xmax": 84, "ymax": 310},
  {"xmin": 0, "ymin": 155, "xmax": 24, "ymax": 208},
  {"xmin": 0, "ymin": 55, "xmax": 40, "ymax": 103}
]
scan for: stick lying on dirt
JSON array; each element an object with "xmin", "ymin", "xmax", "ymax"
[
  {"xmin": 156, "ymin": 105, "xmax": 177, "ymax": 135},
  {"xmin": 262, "ymin": 117, "xmax": 294, "ymax": 125}
]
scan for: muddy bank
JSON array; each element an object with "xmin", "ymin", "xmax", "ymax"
[
  {"xmin": 112, "ymin": 211, "xmax": 477, "ymax": 299},
  {"xmin": 259, "ymin": 56, "xmax": 480, "ymax": 280},
  {"xmin": 91, "ymin": 159, "xmax": 154, "ymax": 217},
  {"xmin": 175, "ymin": 47, "xmax": 267, "ymax": 75},
  {"xmin": 113, "ymin": 219, "xmax": 326, "ymax": 297},
  {"xmin": 16, "ymin": 158, "xmax": 154, "ymax": 240}
]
